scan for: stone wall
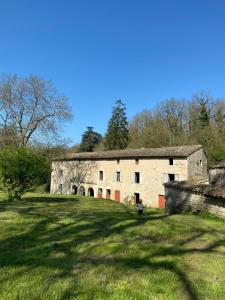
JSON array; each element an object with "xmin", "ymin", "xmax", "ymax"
[
  {"xmin": 51, "ymin": 157, "xmax": 189, "ymax": 207},
  {"xmin": 165, "ymin": 186, "xmax": 225, "ymax": 218}
]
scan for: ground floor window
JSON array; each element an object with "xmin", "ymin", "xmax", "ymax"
[
  {"xmin": 58, "ymin": 184, "xmax": 63, "ymax": 194},
  {"xmin": 106, "ymin": 189, "xmax": 111, "ymax": 199},
  {"xmin": 134, "ymin": 192, "xmax": 140, "ymax": 204}
]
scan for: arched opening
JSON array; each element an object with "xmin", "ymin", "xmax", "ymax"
[
  {"xmin": 72, "ymin": 185, "xmax": 77, "ymax": 195},
  {"xmin": 88, "ymin": 187, "xmax": 94, "ymax": 197},
  {"xmin": 78, "ymin": 186, "xmax": 85, "ymax": 196}
]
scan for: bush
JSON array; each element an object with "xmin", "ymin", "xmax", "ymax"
[{"xmin": 0, "ymin": 147, "xmax": 50, "ymax": 200}]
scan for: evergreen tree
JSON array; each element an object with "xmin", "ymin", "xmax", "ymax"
[
  {"xmin": 105, "ymin": 100, "xmax": 129, "ymax": 150},
  {"xmin": 199, "ymin": 100, "xmax": 210, "ymax": 128},
  {"xmin": 79, "ymin": 127, "xmax": 102, "ymax": 152}
]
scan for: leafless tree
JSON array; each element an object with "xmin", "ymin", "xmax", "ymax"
[
  {"xmin": 69, "ymin": 160, "xmax": 97, "ymax": 191},
  {"xmin": 0, "ymin": 74, "xmax": 72, "ymax": 146}
]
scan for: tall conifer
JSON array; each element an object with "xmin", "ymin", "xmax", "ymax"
[{"xmin": 105, "ymin": 100, "xmax": 129, "ymax": 150}]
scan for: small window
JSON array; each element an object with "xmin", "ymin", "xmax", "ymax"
[
  {"xmin": 134, "ymin": 192, "xmax": 140, "ymax": 204},
  {"xmin": 200, "ymin": 160, "xmax": 202, "ymax": 166},
  {"xmin": 134, "ymin": 172, "xmax": 140, "ymax": 183},
  {"xmin": 99, "ymin": 170, "xmax": 103, "ymax": 180},
  {"xmin": 135, "ymin": 159, "xmax": 139, "ymax": 165},
  {"xmin": 169, "ymin": 158, "xmax": 173, "ymax": 165},
  {"xmin": 59, "ymin": 170, "xmax": 63, "ymax": 177},
  {"xmin": 116, "ymin": 171, "xmax": 121, "ymax": 182},
  {"xmin": 168, "ymin": 174, "xmax": 175, "ymax": 181},
  {"xmin": 106, "ymin": 189, "xmax": 111, "ymax": 196},
  {"xmin": 58, "ymin": 184, "xmax": 62, "ymax": 193},
  {"xmin": 117, "ymin": 159, "xmax": 120, "ymax": 164}
]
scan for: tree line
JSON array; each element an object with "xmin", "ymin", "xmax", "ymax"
[
  {"xmin": 1, "ymin": 73, "xmax": 225, "ymax": 199},
  {"xmin": 79, "ymin": 92, "xmax": 225, "ymax": 166}
]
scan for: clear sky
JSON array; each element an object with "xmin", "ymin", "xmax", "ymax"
[{"xmin": 1, "ymin": 0, "xmax": 225, "ymax": 144}]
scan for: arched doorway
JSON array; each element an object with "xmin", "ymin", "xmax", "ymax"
[
  {"xmin": 88, "ymin": 187, "xmax": 94, "ymax": 197},
  {"xmin": 72, "ymin": 185, "xmax": 77, "ymax": 195},
  {"xmin": 78, "ymin": 186, "xmax": 85, "ymax": 196}
]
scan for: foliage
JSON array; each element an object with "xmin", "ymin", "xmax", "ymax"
[
  {"xmin": 0, "ymin": 194, "xmax": 225, "ymax": 299},
  {"xmin": 0, "ymin": 74, "xmax": 72, "ymax": 146},
  {"xmin": 128, "ymin": 92, "xmax": 225, "ymax": 165},
  {"xmin": 79, "ymin": 126, "xmax": 102, "ymax": 152},
  {"xmin": 0, "ymin": 147, "xmax": 50, "ymax": 200},
  {"xmin": 105, "ymin": 99, "xmax": 129, "ymax": 150}
]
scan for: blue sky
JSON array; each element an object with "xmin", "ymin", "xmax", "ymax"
[{"xmin": 1, "ymin": 0, "xmax": 225, "ymax": 144}]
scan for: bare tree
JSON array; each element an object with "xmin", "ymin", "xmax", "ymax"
[
  {"xmin": 69, "ymin": 160, "xmax": 97, "ymax": 191},
  {"xmin": 0, "ymin": 74, "xmax": 72, "ymax": 146},
  {"xmin": 52, "ymin": 160, "xmax": 97, "ymax": 194}
]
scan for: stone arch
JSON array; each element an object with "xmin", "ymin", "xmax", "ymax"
[
  {"xmin": 78, "ymin": 186, "xmax": 85, "ymax": 196},
  {"xmin": 88, "ymin": 187, "xmax": 95, "ymax": 197},
  {"xmin": 72, "ymin": 185, "xmax": 78, "ymax": 195}
]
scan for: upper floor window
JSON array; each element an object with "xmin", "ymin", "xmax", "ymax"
[
  {"xmin": 163, "ymin": 173, "xmax": 179, "ymax": 183},
  {"xmin": 59, "ymin": 170, "xmax": 63, "ymax": 177},
  {"xmin": 134, "ymin": 172, "xmax": 140, "ymax": 183},
  {"xmin": 168, "ymin": 174, "xmax": 175, "ymax": 181},
  {"xmin": 99, "ymin": 170, "xmax": 103, "ymax": 180},
  {"xmin": 117, "ymin": 159, "xmax": 120, "ymax": 164},
  {"xmin": 135, "ymin": 159, "xmax": 139, "ymax": 165},
  {"xmin": 169, "ymin": 158, "xmax": 173, "ymax": 165},
  {"xmin": 113, "ymin": 171, "xmax": 121, "ymax": 182},
  {"xmin": 116, "ymin": 171, "xmax": 121, "ymax": 182}
]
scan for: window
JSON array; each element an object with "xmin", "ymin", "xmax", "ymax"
[
  {"xmin": 117, "ymin": 159, "xmax": 120, "ymax": 164},
  {"xmin": 134, "ymin": 172, "xmax": 140, "ymax": 183},
  {"xmin": 106, "ymin": 189, "xmax": 111, "ymax": 198},
  {"xmin": 116, "ymin": 171, "xmax": 121, "ymax": 182},
  {"xmin": 163, "ymin": 173, "xmax": 179, "ymax": 183},
  {"xmin": 58, "ymin": 184, "xmax": 62, "ymax": 193},
  {"xmin": 59, "ymin": 169, "xmax": 63, "ymax": 177},
  {"xmin": 135, "ymin": 159, "xmax": 139, "ymax": 165},
  {"xmin": 169, "ymin": 158, "xmax": 173, "ymax": 165},
  {"xmin": 200, "ymin": 160, "xmax": 202, "ymax": 166},
  {"xmin": 99, "ymin": 170, "xmax": 103, "ymax": 180},
  {"xmin": 134, "ymin": 193, "xmax": 140, "ymax": 204},
  {"xmin": 168, "ymin": 174, "xmax": 175, "ymax": 181}
]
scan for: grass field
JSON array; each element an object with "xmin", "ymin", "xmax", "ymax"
[{"xmin": 0, "ymin": 193, "xmax": 225, "ymax": 300}]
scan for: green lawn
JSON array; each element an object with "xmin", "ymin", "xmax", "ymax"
[{"xmin": 0, "ymin": 194, "xmax": 225, "ymax": 300}]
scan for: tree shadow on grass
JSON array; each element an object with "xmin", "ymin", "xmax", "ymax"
[{"xmin": 0, "ymin": 196, "xmax": 225, "ymax": 299}]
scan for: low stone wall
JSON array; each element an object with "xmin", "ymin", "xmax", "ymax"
[{"xmin": 165, "ymin": 186, "xmax": 225, "ymax": 218}]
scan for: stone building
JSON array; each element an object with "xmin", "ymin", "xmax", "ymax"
[
  {"xmin": 165, "ymin": 160, "xmax": 225, "ymax": 218},
  {"xmin": 50, "ymin": 145, "xmax": 207, "ymax": 207}
]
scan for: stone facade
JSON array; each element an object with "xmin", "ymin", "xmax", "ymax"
[
  {"xmin": 165, "ymin": 186, "xmax": 225, "ymax": 218},
  {"xmin": 50, "ymin": 145, "xmax": 207, "ymax": 207}
]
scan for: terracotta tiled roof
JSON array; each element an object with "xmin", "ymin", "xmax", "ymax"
[{"xmin": 53, "ymin": 145, "xmax": 202, "ymax": 161}]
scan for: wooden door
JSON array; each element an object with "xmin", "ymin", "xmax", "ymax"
[
  {"xmin": 115, "ymin": 190, "xmax": 120, "ymax": 202},
  {"xmin": 158, "ymin": 194, "xmax": 165, "ymax": 209}
]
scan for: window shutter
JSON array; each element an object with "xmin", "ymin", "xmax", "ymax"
[
  {"xmin": 120, "ymin": 172, "xmax": 122, "ymax": 182},
  {"xmin": 163, "ymin": 173, "xmax": 168, "ymax": 183},
  {"xmin": 132, "ymin": 173, "xmax": 135, "ymax": 183},
  {"xmin": 140, "ymin": 173, "xmax": 143, "ymax": 184},
  {"xmin": 113, "ymin": 172, "xmax": 116, "ymax": 182},
  {"xmin": 175, "ymin": 174, "xmax": 179, "ymax": 181}
]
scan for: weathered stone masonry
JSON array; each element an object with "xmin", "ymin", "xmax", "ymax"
[{"xmin": 51, "ymin": 145, "xmax": 207, "ymax": 207}]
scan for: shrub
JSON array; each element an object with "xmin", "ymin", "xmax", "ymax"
[{"xmin": 0, "ymin": 147, "xmax": 50, "ymax": 200}]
